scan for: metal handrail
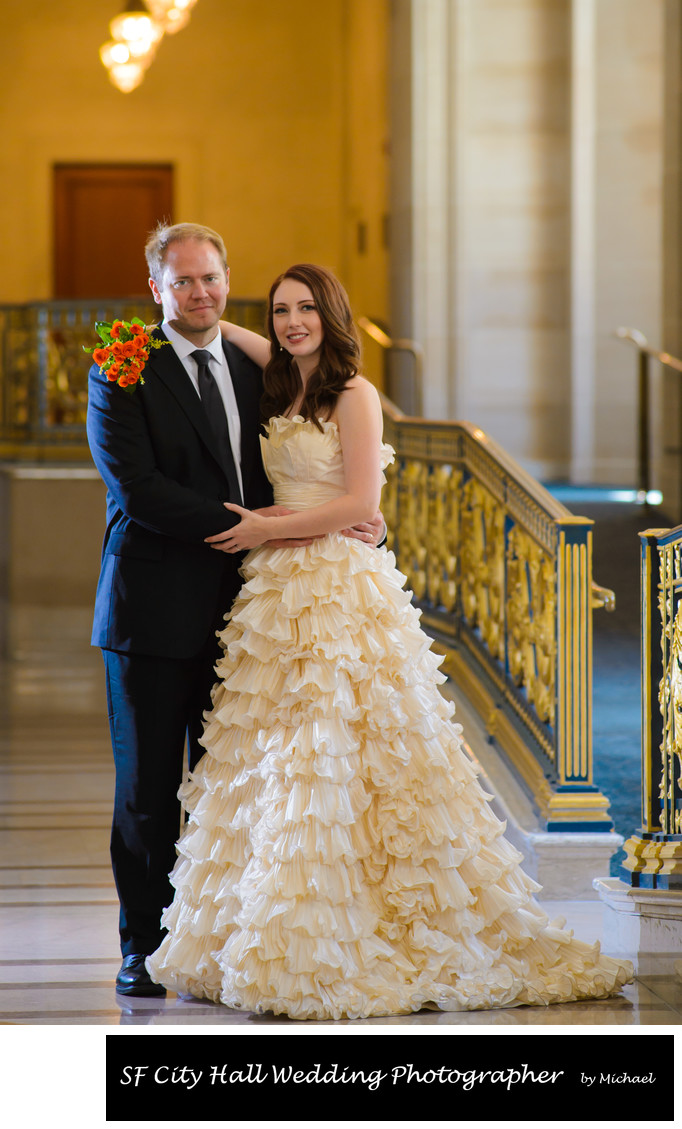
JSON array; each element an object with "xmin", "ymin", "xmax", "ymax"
[
  {"xmin": 380, "ymin": 391, "xmax": 615, "ymax": 612},
  {"xmin": 359, "ymin": 316, "xmax": 423, "ymax": 416},
  {"xmin": 381, "ymin": 393, "xmax": 580, "ymax": 522},
  {"xmin": 615, "ymin": 326, "xmax": 682, "ymax": 502}
]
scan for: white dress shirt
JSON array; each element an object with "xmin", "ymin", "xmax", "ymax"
[{"xmin": 161, "ymin": 321, "xmax": 243, "ymax": 501}]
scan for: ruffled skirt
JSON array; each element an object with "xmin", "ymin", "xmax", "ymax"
[{"xmin": 147, "ymin": 535, "xmax": 633, "ymax": 1019}]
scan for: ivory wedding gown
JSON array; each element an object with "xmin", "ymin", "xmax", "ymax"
[{"xmin": 147, "ymin": 415, "xmax": 633, "ymax": 1019}]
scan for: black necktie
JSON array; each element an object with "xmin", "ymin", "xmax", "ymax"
[{"xmin": 191, "ymin": 349, "xmax": 242, "ymax": 501}]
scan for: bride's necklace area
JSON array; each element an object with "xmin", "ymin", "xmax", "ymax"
[
  {"xmin": 283, "ymin": 360, "xmax": 313, "ymax": 419},
  {"xmin": 281, "ymin": 369, "xmax": 337, "ymax": 425}
]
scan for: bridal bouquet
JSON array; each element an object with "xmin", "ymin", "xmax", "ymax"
[{"xmin": 84, "ymin": 318, "xmax": 167, "ymax": 389}]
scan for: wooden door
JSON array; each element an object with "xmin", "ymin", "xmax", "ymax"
[{"xmin": 53, "ymin": 164, "xmax": 173, "ymax": 298}]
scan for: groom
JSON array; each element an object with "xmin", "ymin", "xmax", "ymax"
[
  {"xmin": 87, "ymin": 222, "xmax": 381, "ymax": 997},
  {"xmin": 87, "ymin": 222, "xmax": 276, "ymax": 996}
]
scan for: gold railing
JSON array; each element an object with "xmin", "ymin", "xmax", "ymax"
[
  {"xmin": 380, "ymin": 395, "xmax": 616, "ymax": 832},
  {"xmin": 0, "ymin": 299, "xmax": 267, "ymax": 461},
  {"xmin": 623, "ymin": 526, "xmax": 682, "ymax": 886}
]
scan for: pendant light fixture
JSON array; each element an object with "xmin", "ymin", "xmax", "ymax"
[{"xmin": 99, "ymin": 0, "xmax": 198, "ymax": 93}]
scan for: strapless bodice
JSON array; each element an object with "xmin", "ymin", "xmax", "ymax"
[{"xmin": 260, "ymin": 414, "xmax": 394, "ymax": 509}]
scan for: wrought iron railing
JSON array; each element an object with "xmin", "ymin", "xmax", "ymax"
[
  {"xmin": 380, "ymin": 396, "xmax": 616, "ymax": 832},
  {"xmin": 622, "ymin": 526, "xmax": 682, "ymax": 887},
  {"xmin": 0, "ymin": 299, "xmax": 267, "ymax": 460}
]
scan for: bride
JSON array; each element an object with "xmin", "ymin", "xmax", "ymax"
[{"xmin": 146, "ymin": 263, "xmax": 633, "ymax": 1019}]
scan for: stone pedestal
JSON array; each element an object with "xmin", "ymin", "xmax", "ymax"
[
  {"xmin": 515, "ymin": 831, "xmax": 623, "ymax": 901},
  {"xmin": 594, "ymin": 876, "xmax": 682, "ymax": 974},
  {"xmin": 442, "ymin": 681, "xmax": 624, "ymax": 899},
  {"xmin": 0, "ymin": 463, "xmax": 105, "ymax": 658}
]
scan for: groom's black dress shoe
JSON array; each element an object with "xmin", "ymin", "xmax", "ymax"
[{"xmin": 115, "ymin": 954, "xmax": 166, "ymax": 997}]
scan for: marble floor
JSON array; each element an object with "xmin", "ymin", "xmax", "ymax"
[{"xmin": 1, "ymin": 613, "xmax": 681, "ymax": 1032}]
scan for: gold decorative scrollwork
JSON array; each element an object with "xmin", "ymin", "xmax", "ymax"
[
  {"xmin": 395, "ymin": 459, "xmax": 429, "ymax": 601},
  {"xmin": 1, "ymin": 310, "xmax": 35, "ymax": 431},
  {"xmin": 44, "ymin": 323, "xmax": 91, "ymax": 426},
  {"xmin": 423, "ymin": 463, "xmax": 460, "ymax": 613},
  {"xmin": 382, "ymin": 456, "xmax": 399, "ymax": 553},
  {"xmin": 658, "ymin": 544, "xmax": 682, "ymax": 834},
  {"xmin": 378, "ymin": 410, "xmax": 607, "ymax": 827},
  {"xmin": 459, "ymin": 476, "xmax": 506, "ymax": 663},
  {"xmin": 506, "ymin": 525, "xmax": 556, "ymax": 727},
  {"xmin": 0, "ymin": 299, "xmax": 266, "ymax": 456}
]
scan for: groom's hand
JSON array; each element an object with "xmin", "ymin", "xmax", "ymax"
[{"xmin": 341, "ymin": 510, "xmax": 385, "ymax": 547}]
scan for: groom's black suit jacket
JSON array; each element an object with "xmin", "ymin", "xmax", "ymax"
[{"xmin": 87, "ymin": 327, "xmax": 273, "ymax": 659}]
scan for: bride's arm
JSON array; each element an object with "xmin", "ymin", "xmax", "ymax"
[
  {"xmin": 206, "ymin": 378, "xmax": 384, "ymax": 551},
  {"xmin": 218, "ymin": 320, "xmax": 271, "ymax": 369}
]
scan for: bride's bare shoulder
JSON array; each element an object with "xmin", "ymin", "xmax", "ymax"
[
  {"xmin": 342, "ymin": 375, "xmax": 380, "ymax": 403},
  {"xmin": 334, "ymin": 377, "xmax": 382, "ymax": 431}
]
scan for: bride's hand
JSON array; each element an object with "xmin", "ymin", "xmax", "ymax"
[
  {"xmin": 217, "ymin": 321, "xmax": 271, "ymax": 368},
  {"xmin": 205, "ymin": 503, "xmax": 271, "ymax": 552}
]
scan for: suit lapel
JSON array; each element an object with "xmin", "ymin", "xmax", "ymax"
[{"xmin": 146, "ymin": 328, "xmax": 230, "ymax": 478}]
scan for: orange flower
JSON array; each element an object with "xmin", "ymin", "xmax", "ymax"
[{"xmin": 85, "ymin": 316, "xmax": 167, "ymax": 391}]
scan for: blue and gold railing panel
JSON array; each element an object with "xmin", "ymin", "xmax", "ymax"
[
  {"xmin": 0, "ymin": 299, "xmax": 266, "ymax": 460},
  {"xmin": 623, "ymin": 527, "xmax": 682, "ymax": 887},
  {"xmin": 381, "ymin": 399, "xmax": 614, "ymax": 832}
]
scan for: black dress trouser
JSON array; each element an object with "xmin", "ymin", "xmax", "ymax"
[{"xmin": 103, "ymin": 597, "xmax": 234, "ymax": 957}]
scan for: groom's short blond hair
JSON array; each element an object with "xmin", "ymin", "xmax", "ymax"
[{"xmin": 145, "ymin": 222, "xmax": 228, "ymax": 284}]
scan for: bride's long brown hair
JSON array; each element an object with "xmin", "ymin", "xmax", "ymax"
[{"xmin": 260, "ymin": 264, "xmax": 361, "ymax": 430}]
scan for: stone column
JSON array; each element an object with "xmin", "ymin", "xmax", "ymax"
[
  {"xmin": 659, "ymin": 0, "xmax": 682, "ymax": 518},
  {"xmin": 390, "ymin": 0, "xmax": 573, "ymax": 477},
  {"xmin": 389, "ymin": 0, "xmax": 664, "ymax": 487}
]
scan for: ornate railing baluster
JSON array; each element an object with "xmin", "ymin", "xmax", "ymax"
[{"xmin": 622, "ymin": 527, "xmax": 682, "ymax": 886}]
